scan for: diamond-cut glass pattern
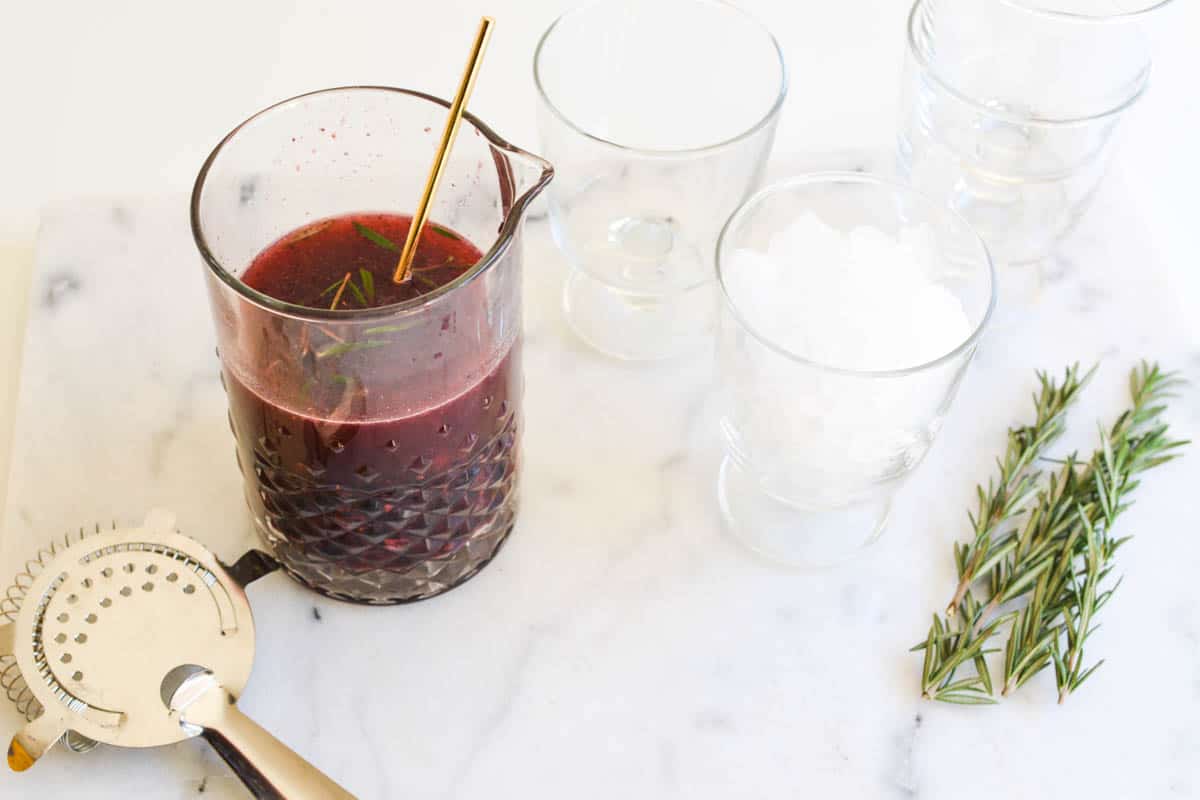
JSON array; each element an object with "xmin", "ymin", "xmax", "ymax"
[{"xmin": 242, "ymin": 413, "xmax": 518, "ymax": 605}]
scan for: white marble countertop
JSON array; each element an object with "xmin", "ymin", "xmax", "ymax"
[
  {"xmin": 1, "ymin": 171, "xmax": 1198, "ymax": 798},
  {"xmin": 2, "ymin": 2, "xmax": 1199, "ymax": 799}
]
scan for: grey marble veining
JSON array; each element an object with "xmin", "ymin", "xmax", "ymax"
[{"xmin": 0, "ymin": 176, "xmax": 1198, "ymax": 799}]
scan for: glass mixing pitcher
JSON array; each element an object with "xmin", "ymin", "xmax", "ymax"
[{"xmin": 191, "ymin": 86, "xmax": 553, "ymax": 605}]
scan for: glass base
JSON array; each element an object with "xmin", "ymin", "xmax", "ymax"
[
  {"xmin": 717, "ymin": 456, "xmax": 890, "ymax": 568},
  {"xmin": 562, "ymin": 268, "xmax": 716, "ymax": 361},
  {"xmin": 261, "ymin": 514, "xmax": 515, "ymax": 606},
  {"xmin": 274, "ymin": 522, "xmax": 513, "ymax": 606},
  {"xmin": 241, "ymin": 414, "xmax": 521, "ymax": 606},
  {"xmin": 896, "ymin": 132, "xmax": 1093, "ymax": 267}
]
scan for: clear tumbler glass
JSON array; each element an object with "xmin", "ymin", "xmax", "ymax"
[
  {"xmin": 534, "ymin": 0, "xmax": 786, "ymax": 360},
  {"xmin": 192, "ymin": 87, "xmax": 552, "ymax": 604},
  {"xmin": 898, "ymin": 0, "xmax": 1164, "ymax": 265},
  {"xmin": 716, "ymin": 174, "xmax": 995, "ymax": 567}
]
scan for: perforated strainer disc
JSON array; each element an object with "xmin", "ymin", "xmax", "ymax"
[{"xmin": 2, "ymin": 510, "xmax": 255, "ymax": 763}]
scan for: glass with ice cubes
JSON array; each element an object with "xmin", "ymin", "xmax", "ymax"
[{"xmin": 715, "ymin": 173, "xmax": 995, "ymax": 566}]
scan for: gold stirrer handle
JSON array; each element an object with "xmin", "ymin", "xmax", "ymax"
[{"xmin": 393, "ymin": 16, "xmax": 495, "ymax": 285}]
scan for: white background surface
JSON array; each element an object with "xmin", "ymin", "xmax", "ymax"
[
  {"xmin": 1, "ymin": 2, "xmax": 1198, "ymax": 799},
  {"xmin": 1, "ymin": 0, "xmax": 1198, "ymax": 420},
  {"xmin": 1, "ymin": 0, "xmax": 1196, "ymax": 239}
]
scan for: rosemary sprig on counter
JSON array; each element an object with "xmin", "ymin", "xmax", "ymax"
[
  {"xmin": 916, "ymin": 362, "xmax": 1186, "ymax": 706},
  {"xmin": 916, "ymin": 365, "xmax": 1091, "ymax": 704},
  {"xmin": 945, "ymin": 365, "xmax": 1094, "ymax": 616}
]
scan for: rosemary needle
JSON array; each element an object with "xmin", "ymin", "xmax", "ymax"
[{"xmin": 328, "ymin": 272, "xmax": 353, "ymax": 310}]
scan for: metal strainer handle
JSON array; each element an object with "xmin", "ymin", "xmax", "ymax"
[{"xmin": 170, "ymin": 671, "xmax": 356, "ymax": 800}]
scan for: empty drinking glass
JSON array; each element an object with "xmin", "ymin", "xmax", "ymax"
[
  {"xmin": 716, "ymin": 174, "xmax": 995, "ymax": 566},
  {"xmin": 534, "ymin": 0, "xmax": 786, "ymax": 360},
  {"xmin": 898, "ymin": 0, "xmax": 1166, "ymax": 265}
]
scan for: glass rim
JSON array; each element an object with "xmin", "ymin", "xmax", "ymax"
[
  {"xmin": 715, "ymin": 171, "xmax": 997, "ymax": 379},
  {"xmin": 191, "ymin": 85, "xmax": 553, "ymax": 323},
  {"xmin": 906, "ymin": 0, "xmax": 1153, "ymax": 128},
  {"xmin": 1000, "ymin": 0, "xmax": 1175, "ymax": 21},
  {"xmin": 532, "ymin": 0, "xmax": 789, "ymax": 157}
]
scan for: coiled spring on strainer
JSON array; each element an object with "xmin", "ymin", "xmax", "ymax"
[{"xmin": 1, "ymin": 526, "xmax": 107, "ymax": 723}]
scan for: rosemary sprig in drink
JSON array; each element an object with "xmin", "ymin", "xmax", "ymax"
[
  {"xmin": 916, "ymin": 362, "xmax": 1186, "ymax": 706},
  {"xmin": 322, "ymin": 269, "xmax": 378, "ymax": 310},
  {"xmin": 328, "ymin": 273, "xmax": 353, "ymax": 310},
  {"xmin": 354, "ymin": 221, "xmax": 400, "ymax": 253}
]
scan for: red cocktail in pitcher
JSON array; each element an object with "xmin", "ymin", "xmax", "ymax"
[{"xmin": 191, "ymin": 87, "xmax": 552, "ymax": 604}]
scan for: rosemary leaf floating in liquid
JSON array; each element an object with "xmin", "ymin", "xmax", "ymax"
[
  {"xmin": 353, "ymin": 221, "xmax": 400, "ymax": 252},
  {"xmin": 914, "ymin": 361, "xmax": 1186, "ymax": 707},
  {"xmin": 429, "ymin": 223, "xmax": 461, "ymax": 241},
  {"xmin": 346, "ymin": 279, "xmax": 367, "ymax": 307},
  {"xmin": 328, "ymin": 272, "xmax": 353, "ymax": 310},
  {"xmin": 412, "ymin": 272, "xmax": 440, "ymax": 290},
  {"xmin": 285, "ymin": 219, "xmax": 335, "ymax": 243},
  {"xmin": 359, "ymin": 268, "xmax": 376, "ymax": 304},
  {"xmin": 319, "ymin": 278, "xmax": 346, "ymax": 299}
]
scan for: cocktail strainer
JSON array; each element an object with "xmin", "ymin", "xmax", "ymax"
[{"xmin": 0, "ymin": 510, "xmax": 355, "ymax": 799}]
